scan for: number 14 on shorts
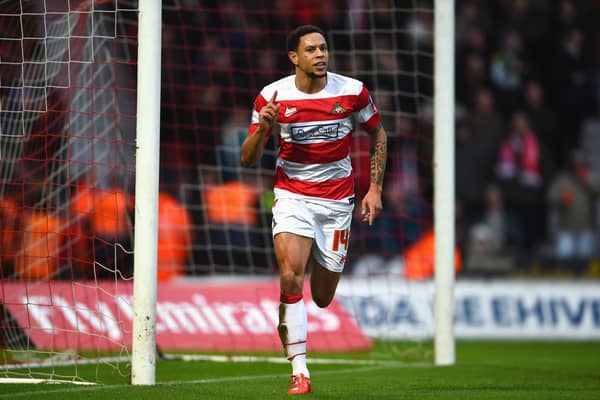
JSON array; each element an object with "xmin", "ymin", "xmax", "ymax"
[{"xmin": 332, "ymin": 228, "xmax": 350, "ymax": 251}]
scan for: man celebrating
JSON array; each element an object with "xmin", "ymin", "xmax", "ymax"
[{"xmin": 241, "ymin": 25, "xmax": 387, "ymax": 395}]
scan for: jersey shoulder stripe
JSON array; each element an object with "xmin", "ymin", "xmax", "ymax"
[
  {"xmin": 259, "ymin": 72, "xmax": 364, "ymax": 102},
  {"xmin": 259, "ymin": 75, "xmax": 296, "ymax": 102},
  {"xmin": 324, "ymin": 72, "xmax": 363, "ymax": 97}
]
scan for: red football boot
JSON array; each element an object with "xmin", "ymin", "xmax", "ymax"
[{"xmin": 287, "ymin": 373, "xmax": 312, "ymax": 395}]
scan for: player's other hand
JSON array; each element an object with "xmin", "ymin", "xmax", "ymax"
[
  {"xmin": 361, "ymin": 186, "xmax": 383, "ymax": 226},
  {"xmin": 258, "ymin": 91, "xmax": 280, "ymax": 132}
]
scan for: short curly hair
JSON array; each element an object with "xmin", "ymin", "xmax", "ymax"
[{"xmin": 286, "ymin": 25, "xmax": 326, "ymax": 52}]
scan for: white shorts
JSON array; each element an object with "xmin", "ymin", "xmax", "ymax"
[{"xmin": 272, "ymin": 195, "xmax": 354, "ymax": 273}]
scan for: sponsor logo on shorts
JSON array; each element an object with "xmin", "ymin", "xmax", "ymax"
[{"xmin": 290, "ymin": 123, "xmax": 340, "ymax": 141}]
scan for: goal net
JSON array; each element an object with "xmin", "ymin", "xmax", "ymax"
[
  {"xmin": 1, "ymin": 0, "xmax": 444, "ymax": 384},
  {"xmin": 157, "ymin": 0, "xmax": 439, "ymax": 361},
  {"xmin": 0, "ymin": 0, "xmax": 138, "ymax": 383},
  {"xmin": 159, "ymin": 0, "xmax": 435, "ymax": 278}
]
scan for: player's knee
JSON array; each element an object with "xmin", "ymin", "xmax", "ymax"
[
  {"xmin": 280, "ymin": 269, "xmax": 303, "ymax": 294},
  {"xmin": 312, "ymin": 292, "xmax": 333, "ymax": 308}
]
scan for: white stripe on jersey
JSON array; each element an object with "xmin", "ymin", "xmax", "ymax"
[
  {"xmin": 357, "ymin": 101, "xmax": 377, "ymax": 126},
  {"xmin": 277, "ymin": 156, "xmax": 351, "ymax": 182},
  {"xmin": 260, "ymin": 73, "xmax": 363, "ymax": 102}
]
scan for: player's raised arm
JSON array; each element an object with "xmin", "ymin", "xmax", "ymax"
[
  {"xmin": 241, "ymin": 91, "xmax": 280, "ymax": 167},
  {"xmin": 361, "ymin": 123, "xmax": 387, "ymax": 225}
]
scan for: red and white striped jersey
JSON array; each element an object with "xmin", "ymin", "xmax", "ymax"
[{"xmin": 249, "ymin": 72, "xmax": 381, "ymax": 203}]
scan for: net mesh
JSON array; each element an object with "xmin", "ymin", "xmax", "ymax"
[
  {"xmin": 1, "ymin": 0, "xmax": 436, "ymax": 382},
  {"xmin": 160, "ymin": 0, "xmax": 434, "ymax": 277},
  {"xmin": 158, "ymin": 0, "xmax": 436, "ymax": 361},
  {"xmin": 0, "ymin": 0, "xmax": 138, "ymax": 383}
]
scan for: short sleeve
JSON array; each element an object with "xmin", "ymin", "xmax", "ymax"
[{"xmin": 355, "ymin": 85, "xmax": 381, "ymax": 133}]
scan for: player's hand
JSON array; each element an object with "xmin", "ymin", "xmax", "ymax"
[
  {"xmin": 361, "ymin": 186, "xmax": 383, "ymax": 226},
  {"xmin": 258, "ymin": 91, "xmax": 280, "ymax": 132}
]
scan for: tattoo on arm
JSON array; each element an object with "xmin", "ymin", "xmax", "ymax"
[{"xmin": 369, "ymin": 124, "xmax": 387, "ymax": 187}]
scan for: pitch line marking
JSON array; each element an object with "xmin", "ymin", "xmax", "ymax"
[{"xmin": 0, "ymin": 362, "xmax": 426, "ymax": 399}]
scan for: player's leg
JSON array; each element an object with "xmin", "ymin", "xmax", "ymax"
[
  {"xmin": 273, "ymin": 231, "xmax": 312, "ymax": 393},
  {"xmin": 309, "ymin": 201, "xmax": 352, "ymax": 308},
  {"xmin": 309, "ymin": 258, "xmax": 341, "ymax": 308},
  {"xmin": 274, "ymin": 232, "xmax": 311, "ymax": 297}
]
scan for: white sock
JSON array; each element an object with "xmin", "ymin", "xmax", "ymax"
[
  {"xmin": 279, "ymin": 299, "xmax": 309, "ymax": 378},
  {"xmin": 291, "ymin": 354, "xmax": 309, "ymax": 378}
]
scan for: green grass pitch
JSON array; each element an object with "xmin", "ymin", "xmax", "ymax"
[{"xmin": 1, "ymin": 341, "xmax": 599, "ymax": 399}]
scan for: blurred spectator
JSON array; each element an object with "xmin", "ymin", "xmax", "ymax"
[
  {"xmin": 521, "ymin": 80, "xmax": 558, "ymax": 186},
  {"xmin": 455, "ymin": 1, "xmax": 492, "ymax": 50},
  {"xmin": 464, "ymin": 184, "xmax": 520, "ymax": 275},
  {"xmin": 405, "ymin": 4, "xmax": 434, "ymax": 48},
  {"xmin": 157, "ymin": 193, "xmax": 194, "ymax": 282},
  {"xmin": 579, "ymin": 106, "xmax": 600, "ymax": 243},
  {"xmin": 402, "ymin": 230, "xmax": 462, "ymax": 281},
  {"xmin": 503, "ymin": 0, "xmax": 552, "ymax": 67},
  {"xmin": 554, "ymin": 0, "xmax": 583, "ymax": 39},
  {"xmin": 550, "ymin": 28, "xmax": 596, "ymax": 165},
  {"xmin": 185, "ymin": 83, "xmax": 225, "ymax": 167},
  {"xmin": 495, "ymin": 111, "xmax": 544, "ymax": 251},
  {"xmin": 579, "ymin": 106, "xmax": 600, "ymax": 174},
  {"xmin": 14, "ymin": 211, "xmax": 62, "ymax": 280},
  {"xmin": 490, "ymin": 29, "xmax": 528, "ymax": 114},
  {"xmin": 468, "ymin": 88, "xmax": 506, "ymax": 164},
  {"xmin": 455, "ymin": 117, "xmax": 492, "ymax": 225},
  {"xmin": 456, "ymin": 19, "xmax": 490, "ymax": 108},
  {"xmin": 457, "ymin": 53, "xmax": 490, "ymax": 109},
  {"xmin": 546, "ymin": 150, "xmax": 600, "ymax": 259},
  {"xmin": 70, "ymin": 184, "xmax": 134, "ymax": 279},
  {"xmin": 0, "ymin": 197, "xmax": 22, "ymax": 277},
  {"xmin": 522, "ymin": 80, "xmax": 557, "ymax": 153},
  {"xmin": 470, "ymin": 184, "xmax": 522, "ymax": 253},
  {"xmin": 219, "ymin": 106, "xmax": 253, "ymax": 182},
  {"xmin": 496, "ymin": 112, "xmax": 541, "ymax": 187},
  {"xmin": 202, "ymin": 173, "xmax": 266, "ymax": 270}
]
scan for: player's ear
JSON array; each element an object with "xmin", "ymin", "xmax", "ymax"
[{"xmin": 288, "ymin": 51, "xmax": 298, "ymax": 66}]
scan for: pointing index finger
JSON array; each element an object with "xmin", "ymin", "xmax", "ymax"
[{"xmin": 269, "ymin": 90, "xmax": 278, "ymax": 104}]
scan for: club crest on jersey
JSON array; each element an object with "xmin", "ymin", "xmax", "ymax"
[{"xmin": 331, "ymin": 101, "xmax": 347, "ymax": 114}]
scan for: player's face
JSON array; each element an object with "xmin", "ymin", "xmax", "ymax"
[{"xmin": 291, "ymin": 32, "xmax": 328, "ymax": 78}]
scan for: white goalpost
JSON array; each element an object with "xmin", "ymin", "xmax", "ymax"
[
  {"xmin": 0, "ymin": 0, "xmax": 143, "ymax": 385},
  {"xmin": 433, "ymin": 0, "xmax": 456, "ymax": 366},
  {"xmin": 0, "ymin": 0, "xmax": 163, "ymax": 385},
  {"xmin": 130, "ymin": 0, "xmax": 162, "ymax": 386}
]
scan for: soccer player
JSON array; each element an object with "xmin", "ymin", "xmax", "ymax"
[{"xmin": 241, "ymin": 25, "xmax": 387, "ymax": 395}]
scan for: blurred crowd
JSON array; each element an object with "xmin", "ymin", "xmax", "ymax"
[
  {"xmin": 159, "ymin": 0, "xmax": 600, "ymax": 276},
  {"xmin": 1, "ymin": 0, "xmax": 600, "ymax": 281},
  {"xmin": 452, "ymin": 0, "xmax": 600, "ymax": 275}
]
